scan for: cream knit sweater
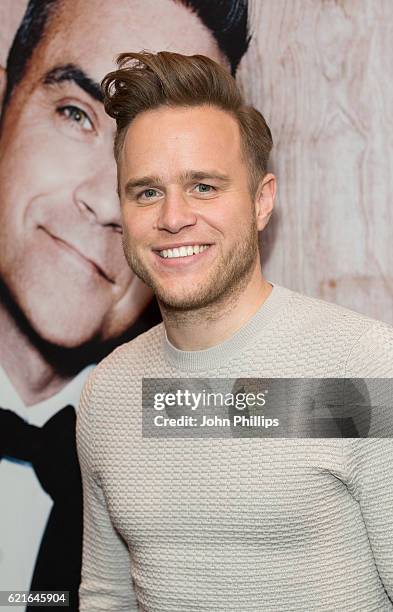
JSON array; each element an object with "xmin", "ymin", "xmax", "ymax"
[{"xmin": 76, "ymin": 284, "xmax": 393, "ymax": 611}]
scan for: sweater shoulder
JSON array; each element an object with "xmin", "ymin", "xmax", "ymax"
[
  {"xmin": 286, "ymin": 289, "xmax": 393, "ymax": 375},
  {"xmin": 288, "ymin": 288, "xmax": 391, "ymax": 335},
  {"xmin": 90, "ymin": 322, "xmax": 164, "ymax": 386}
]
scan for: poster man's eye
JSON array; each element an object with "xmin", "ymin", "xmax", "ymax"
[{"xmin": 57, "ymin": 105, "xmax": 94, "ymax": 132}]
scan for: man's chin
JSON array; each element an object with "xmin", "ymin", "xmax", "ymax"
[
  {"xmin": 21, "ymin": 302, "xmax": 105, "ymax": 349},
  {"xmin": 155, "ymin": 288, "xmax": 215, "ymax": 312},
  {"xmin": 24, "ymin": 300, "xmax": 146, "ymax": 350},
  {"xmin": 30, "ymin": 318, "xmax": 101, "ymax": 349},
  {"xmin": 1, "ymin": 276, "xmax": 127, "ymax": 351}
]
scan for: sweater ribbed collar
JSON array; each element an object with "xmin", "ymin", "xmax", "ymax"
[{"xmin": 162, "ymin": 283, "xmax": 294, "ymax": 371}]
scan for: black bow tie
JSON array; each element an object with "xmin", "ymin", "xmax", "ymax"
[
  {"xmin": 0, "ymin": 405, "xmax": 82, "ymax": 611},
  {"xmin": 0, "ymin": 405, "xmax": 80, "ymax": 500}
]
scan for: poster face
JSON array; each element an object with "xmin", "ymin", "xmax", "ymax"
[{"xmin": 0, "ymin": 0, "xmax": 250, "ymax": 608}]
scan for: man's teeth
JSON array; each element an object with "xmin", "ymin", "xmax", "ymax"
[{"xmin": 159, "ymin": 244, "xmax": 210, "ymax": 258}]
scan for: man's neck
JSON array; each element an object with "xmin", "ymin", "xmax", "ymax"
[
  {"xmin": 0, "ymin": 300, "xmax": 76, "ymax": 407},
  {"xmin": 162, "ymin": 266, "xmax": 273, "ymax": 351}
]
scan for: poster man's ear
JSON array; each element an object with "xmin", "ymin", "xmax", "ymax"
[{"xmin": 0, "ymin": 66, "xmax": 6, "ymax": 116}]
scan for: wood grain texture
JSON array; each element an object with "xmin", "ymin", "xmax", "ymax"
[
  {"xmin": 238, "ymin": 0, "xmax": 393, "ymax": 323},
  {"xmin": 0, "ymin": 0, "xmax": 27, "ymax": 67}
]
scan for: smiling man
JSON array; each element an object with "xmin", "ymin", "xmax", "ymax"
[
  {"xmin": 0, "ymin": 1, "xmax": 250, "ymax": 609},
  {"xmin": 77, "ymin": 52, "xmax": 393, "ymax": 611}
]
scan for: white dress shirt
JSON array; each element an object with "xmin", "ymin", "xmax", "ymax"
[{"xmin": 0, "ymin": 364, "xmax": 94, "ymax": 611}]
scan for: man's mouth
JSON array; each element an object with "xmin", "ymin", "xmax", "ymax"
[
  {"xmin": 155, "ymin": 244, "xmax": 211, "ymax": 259},
  {"xmin": 40, "ymin": 227, "xmax": 114, "ymax": 284}
]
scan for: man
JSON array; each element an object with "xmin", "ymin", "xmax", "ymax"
[
  {"xmin": 0, "ymin": 1, "xmax": 250, "ymax": 609},
  {"xmin": 77, "ymin": 51, "xmax": 393, "ymax": 610}
]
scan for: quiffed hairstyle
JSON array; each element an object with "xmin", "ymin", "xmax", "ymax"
[{"xmin": 102, "ymin": 51, "xmax": 273, "ymax": 197}]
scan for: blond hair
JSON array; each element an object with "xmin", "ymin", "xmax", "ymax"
[{"xmin": 102, "ymin": 51, "xmax": 273, "ymax": 196}]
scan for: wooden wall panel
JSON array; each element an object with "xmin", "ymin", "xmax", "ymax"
[
  {"xmin": 238, "ymin": 0, "xmax": 393, "ymax": 323},
  {"xmin": 0, "ymin": 1, "xmax": 26, "ymax": 67}
]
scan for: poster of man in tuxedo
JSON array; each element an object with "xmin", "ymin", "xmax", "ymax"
[{"xmin": 0, "ymin": 1, "xmax": 250, "ymax": 609}]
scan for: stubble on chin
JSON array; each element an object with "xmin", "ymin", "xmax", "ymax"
[{"xmin": 122, "ymin": 215, "xmax": 259, "ymax": 318}]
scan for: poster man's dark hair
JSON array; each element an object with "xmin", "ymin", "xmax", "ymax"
[{"xmin": 3, "ymin": 0, "xmax": 250, "ymax": 111}]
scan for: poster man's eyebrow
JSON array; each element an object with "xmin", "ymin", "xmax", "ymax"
[{"xmin": 42, "ymin": 63, "xmax": 103, "ymax": 103}]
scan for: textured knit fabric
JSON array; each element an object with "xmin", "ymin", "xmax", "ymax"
[{"xmin": 76, "ymin": 284, "xmax": 393, "ymax": 611}]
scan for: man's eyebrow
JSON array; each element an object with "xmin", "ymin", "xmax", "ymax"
[
  {"xmin": 124, "ymin": 176, "xmax": 164, "ymax": 196},
  {"xmin": 123, "ymin": 170, "xmax": 231, "ymax": 197},
  {"xmin": 42, "ymin": 63, "xmax": 103, "ymax": 103},
  {"xmin": 182, "ymin": 170, "xmax": 231, "ymax": 185}
]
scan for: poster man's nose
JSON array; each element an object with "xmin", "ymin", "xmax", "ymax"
[{"xmin": 74, "ymin": 163, "xmax": 121, "ymax": 228}]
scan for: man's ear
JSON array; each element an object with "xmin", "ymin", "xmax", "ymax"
[
  {"xmin": 254, "ymin": 173, "xmax": 276, "ymax": 232},
  {"xmin": 0, "ymin": 66, "xmax": 7, "ymax": 117}
]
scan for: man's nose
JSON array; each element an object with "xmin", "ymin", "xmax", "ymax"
[
  {"xmin": 74, "ymin": 160, "xmax": 121, "ymax": 229},
  {"xmin": 156, "ymin": 190, "xmax": 197, "ymax": 233}
]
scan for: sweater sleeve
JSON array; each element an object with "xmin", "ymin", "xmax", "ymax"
[
  {"xmin": 344, "ymin": 319, "xmax": 393, "ymax": 437},
  {"xmin": 344, "ymin": 320, "xmax": 393, "ymax": 601},
  {"xmin": 345, "ymin": 439, "xmax": 393, "ymax": 603},
  {"xmin": 344, "ymin": 319, "xmax": 393, "ymax": 378},
  {"xmin": 76, "ymin": 371, "xmax": 139, "ymax": 611}
]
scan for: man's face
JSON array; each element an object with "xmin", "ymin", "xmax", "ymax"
[
  {"xmin": 0, "ymin": 0, "xmax": 225, "ymax": 347},
  {"xmin": 119, "ymin": 105, "xmax": 263, "ymax": 311}
]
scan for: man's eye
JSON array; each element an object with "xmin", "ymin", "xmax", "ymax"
[
  {"xmin": 57, "ymin": 105, "xmax": 94, "ymax": 132},
  {"xmin": 140, "ymin": 189, "xmax": 159, "ymax": 200},
  {"xmin": 195, "ymin": 183, "xmax": 215, "ymax": 193}
]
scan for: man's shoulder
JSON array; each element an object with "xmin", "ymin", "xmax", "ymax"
[
  {"xmin": 286, "ymin": 286, "xmax": 393, "ymax": 375},
  {"xmin": 87, "ymin": 322, "xmax": 165, "ymax": 389},
  {"xmin": 287, "ymin": 286, "xmax": 391, "ymax": 333}
]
